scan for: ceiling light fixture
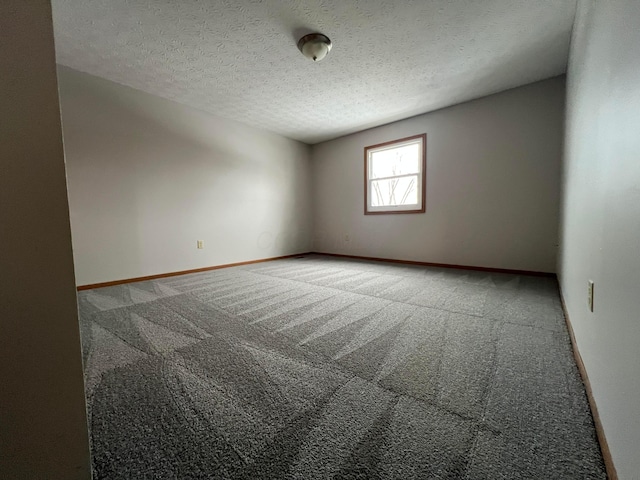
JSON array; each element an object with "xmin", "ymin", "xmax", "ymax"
[{"xmin": 297, "ymin": 33, "xmax": 332, "ymax": 62}]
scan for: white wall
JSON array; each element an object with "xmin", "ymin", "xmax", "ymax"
[
  {"xmin": 58, "ymin": 66, "xmax": 313, "ymax": 286},
  {"xmin": 312, "ymin": 77, "xmax": 565, "ymax": 273},
  {"xmin": 0, "ymin": 3, "xmax": 90, "ymax": 478},
  {"xmin": 559, "ymin": 0, "xmax": 640, "ymax": 477}
]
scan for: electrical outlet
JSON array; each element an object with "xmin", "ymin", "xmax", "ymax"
[
  {"xmin": 344, "ymin": 234, "xmax": 350, "ymax": 242},
  {"xmin": 197, "ymin": 240, "xmax": 204, "ymax": 249},
  {"xmin": 588, "ymin": 280, "xmax": 594, "ymax": 312}
]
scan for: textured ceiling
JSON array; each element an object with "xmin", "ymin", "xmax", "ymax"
[{"xmin": 52, "ymin": 0, "xmax": 577, "ymax": 144}]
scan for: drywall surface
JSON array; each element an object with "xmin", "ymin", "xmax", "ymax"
[
  {"xmin": 312, "ymin": 77, "xmax": 565, "ymax": 272},
  {"xmin": 558, "ymin": 0, "xmax": 640, "ymax": 477},
  {"xmin": 0, "ymin": 3, "xmax": 90, "ymax": 478},
  {"xmin": 58, "ymin": 66, "xmax": 312, "ymax": 286}
]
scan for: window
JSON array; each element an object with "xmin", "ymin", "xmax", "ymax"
[{"xmin": 364, "ymin": 134, "xmax": 426, "ymax": 214}]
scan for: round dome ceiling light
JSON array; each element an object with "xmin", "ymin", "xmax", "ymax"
[{"xmin": 297, "ymin": 33, "xmax": 332, "ymax": 62}]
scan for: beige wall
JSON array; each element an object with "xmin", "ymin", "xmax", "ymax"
[
  {"xmin": 0, "ymin": 2, "xmax": 90, "ymax": 478},
  {"xmin": 312, "ymin": 77, "xmax": 565, "ymax": 273},
  {"xmin": 559, "ymin": 0, "xmax": 640, "ymax": 477},
  {"xmin": 58, "ymin": 66, "xmax": 313, "ymax": 286}
]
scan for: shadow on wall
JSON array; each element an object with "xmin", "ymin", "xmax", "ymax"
[{"xmin": 56, "ymin": 65, "xmax": 311, "ymax": 284}]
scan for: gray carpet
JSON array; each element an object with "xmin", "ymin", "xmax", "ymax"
[{"xmin": 78, "ymin": 254, "xmax": 606, "ymax": 479}]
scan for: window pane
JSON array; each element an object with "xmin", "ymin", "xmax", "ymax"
[
  {"xmin": 370, "ymin": 176, "xmax": 419, "ymax": 207},
  {"xmin": 370, "ymin": 142, "xmax": 420, "ymax": 179}
]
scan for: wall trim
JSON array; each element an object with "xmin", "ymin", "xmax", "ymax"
[
  {"xmin": 76, "ymin": 253, "xmax": 308, "ymax": 290},
  {"xmin": 558, "ymin": 288, "xmax": 618, "ymax": 480},
  {"xmin": 77, "ymin": 251, "xmax": 554, "ymax": 290},
  {"xmin": 310, "ymin": 252, "xmax": 556, "ymax": 277}
]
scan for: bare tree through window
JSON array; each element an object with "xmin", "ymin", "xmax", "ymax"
[{"xmin": 365, "ymin": 134, "xmax": 426, "ymax": 214}]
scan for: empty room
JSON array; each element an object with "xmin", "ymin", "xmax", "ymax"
[{"xmin": 2, "ymin": 0, "xmax": 639, "ymax": 479}]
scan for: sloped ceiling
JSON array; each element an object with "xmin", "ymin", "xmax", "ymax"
[{"xmin": 52, "ymin": 0, "xmax": 577, "ymax": 144}]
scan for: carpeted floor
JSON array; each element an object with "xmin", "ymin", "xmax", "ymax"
[{"xmin": 78, "ymin": 254, "xmax": 606, "ymax": 479}]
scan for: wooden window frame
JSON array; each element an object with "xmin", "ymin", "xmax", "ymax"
[{"xmin": 364, "ymin": 133, "xmax": 427, "ymax": 215}]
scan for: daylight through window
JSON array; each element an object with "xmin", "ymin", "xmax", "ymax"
[{"xmin": 364, "ymin": 134, "xmax": 426, "ymax": 214}]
